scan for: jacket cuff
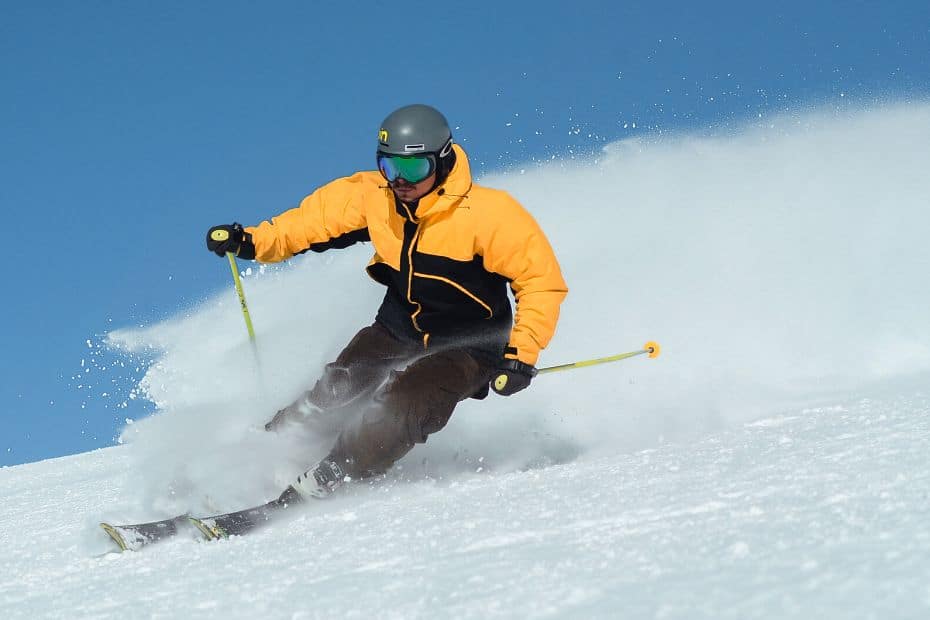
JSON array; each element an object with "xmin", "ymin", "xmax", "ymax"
[{"xmin": 504, "ymin": 345, "xmax": 539, "ymax": 367}]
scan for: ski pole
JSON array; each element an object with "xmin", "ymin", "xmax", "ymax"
[
  {"xmin": 209, "ymin": 228, "xmax": 258, "ymax": 352},
  {"xmin": 225, "ymin": 252, "xmax": 257, "ymax": 345},
  {"xmin": 537, "ymin": 341, "xmax": 661, "ymax": 375},
  {"xmin": 224, "ymin": 251, "xmax": 265, "ymax": 384}
]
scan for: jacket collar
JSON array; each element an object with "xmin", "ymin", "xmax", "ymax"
[{"xmin": 395, "ymin": 144, "xmax": 473, "ymax": 221}]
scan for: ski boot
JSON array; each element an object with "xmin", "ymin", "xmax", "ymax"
[{"xmin": 288, "ymin": 458, "xmax": 348, "ymax": 499}]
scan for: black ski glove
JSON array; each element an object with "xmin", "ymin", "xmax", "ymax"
[
  {"xmin": 491, "ymin": 358, "xmax": 538, "ymax": 396},
  {"xmin": 206, "ymin": 223, "xmax": 256, "ymax": 259}
]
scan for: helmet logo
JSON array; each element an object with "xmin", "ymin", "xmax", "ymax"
[
  {"xmin": 378, "ymin": 129, "xmax": 389, "ymax": 144},
  {"xmin": 403, "ymin": 144, "xmax": 426, "ymax": 153}
]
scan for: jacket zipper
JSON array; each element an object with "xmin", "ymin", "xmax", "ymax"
[{"xmin": 397, "ymin": 200, "xmax": 429, "ymax": 347}]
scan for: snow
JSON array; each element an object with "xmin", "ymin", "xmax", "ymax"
[
  {"xmin": 2, "ymin": 392, "xmax": 928, "ymax": 618},
  {"xmin": 3, "ymin": 104, "xmax": 930, "ymax": 618}
]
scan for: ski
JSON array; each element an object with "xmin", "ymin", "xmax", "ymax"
[
  {"xmin": 189, "ymin": 487, "xmax": 300, "ymax": 540},
  {"xmin": 99, "ymin": 514, "xmax": 196, "ymax": 552},
  {"xmin": 100, "ymin": 486, "xmax": 302, "ymax": 551}
]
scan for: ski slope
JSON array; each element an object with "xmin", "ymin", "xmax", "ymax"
[
  {"xmin": 2, "ymin": 105, "xmax": 930, "ymax": 618},
  {"xmin": 1, "ymin": 390, "xmax": 928, "ymax": 618}
]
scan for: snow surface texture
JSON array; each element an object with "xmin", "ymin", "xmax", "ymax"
[
  {"xmin": 2, "ymin": 394, "xmax": 928, "ymax": 618},
  {"xmin": 2, "ymin": 105, "xmax": 929, "ymax": 618}
]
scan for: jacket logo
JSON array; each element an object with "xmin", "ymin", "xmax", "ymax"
[{"xmin": 379, "ymin": 129, "xmax": 389, "ymax": 144}]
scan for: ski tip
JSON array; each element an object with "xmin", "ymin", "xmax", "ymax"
[
  {"xmin": 189, "ymin": 517, "xmax": 227, "ymax": 541},
  {"xmin": 99, "ymin": 522, "xmax": 129, "ymax": 552},
  {"xmin": 644, "ymin": 341, "xmax": 661, "ymax": 359}
]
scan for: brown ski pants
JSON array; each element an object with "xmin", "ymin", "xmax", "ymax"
[{"xmin": 267, "ymin": 323, "xmax": 494, "ymax": 478}]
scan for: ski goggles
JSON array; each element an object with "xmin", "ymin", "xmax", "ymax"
[{"xmin": 377, "ymin": 152, "xmax": 437, "ymax": 184}]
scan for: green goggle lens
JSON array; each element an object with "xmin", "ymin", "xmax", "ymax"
[{"xmin": 377, "ymin": 154, "xmax": 436, "ymax": 184}]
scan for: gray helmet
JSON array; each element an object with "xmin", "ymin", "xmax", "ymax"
[
  {"xmin": 377, "ymin": 104, "xmax": 453, "ymax": 157},
  {"xmin": 377, "ymin": 104, "xmax": 456, "ymax": 187}
]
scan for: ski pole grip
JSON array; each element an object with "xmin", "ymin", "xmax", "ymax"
[
  {"xmin": 493, "ymin": 373, "xmax": 509, "ymax": 391},
  {"xmin": 211, "ymin": 229, "xmax": 231, "ymax": 242}
]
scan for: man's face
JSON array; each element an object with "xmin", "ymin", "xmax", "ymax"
[{"xmin": 391, "ymin": 172, "xmax": 436, "ymax": 204}]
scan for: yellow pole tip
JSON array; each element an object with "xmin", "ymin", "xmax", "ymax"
[
  {"xmin": 211, "ymin": 229, "xmax": 230, "ymax": 241},
  {"xmin": 644, "ymin": 341, "xmax": 661, "ymax": 359}
]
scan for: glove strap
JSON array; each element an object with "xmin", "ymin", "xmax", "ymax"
[{"xmin": 498, "ymin": 358, "xmax": 538, "ymax": 377}]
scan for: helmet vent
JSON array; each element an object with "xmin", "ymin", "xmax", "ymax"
[{"xmin": 404, "ymin": 144, "xmax": 426, "ymax": 152}]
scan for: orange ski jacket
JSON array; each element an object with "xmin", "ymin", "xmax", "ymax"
[{"xmin": 245, "ymin": 144, "xmax": 567, "ymax": 366}]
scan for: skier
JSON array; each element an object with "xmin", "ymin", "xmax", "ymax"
[{"xmin": 206, "ymin": 104, "xmax": 567, "ymax": 501}]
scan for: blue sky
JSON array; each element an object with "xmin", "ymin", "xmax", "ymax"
[{"xmin": 2, "ymin": 1, "xmax": 928, "ymax": 467}]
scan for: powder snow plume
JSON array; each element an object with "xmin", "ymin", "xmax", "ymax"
[{"xmin": 106, "ymin": 103, "xmax": 930, "ymax": 517}]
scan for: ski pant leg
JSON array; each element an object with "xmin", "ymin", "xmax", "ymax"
[
  {"xmin": 264, "ymin": 323, "xmax": 418, "ymax": 432},
  {"xmin": 328, "ymin": 349, "xmax": 493, "ymax": 478}
]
